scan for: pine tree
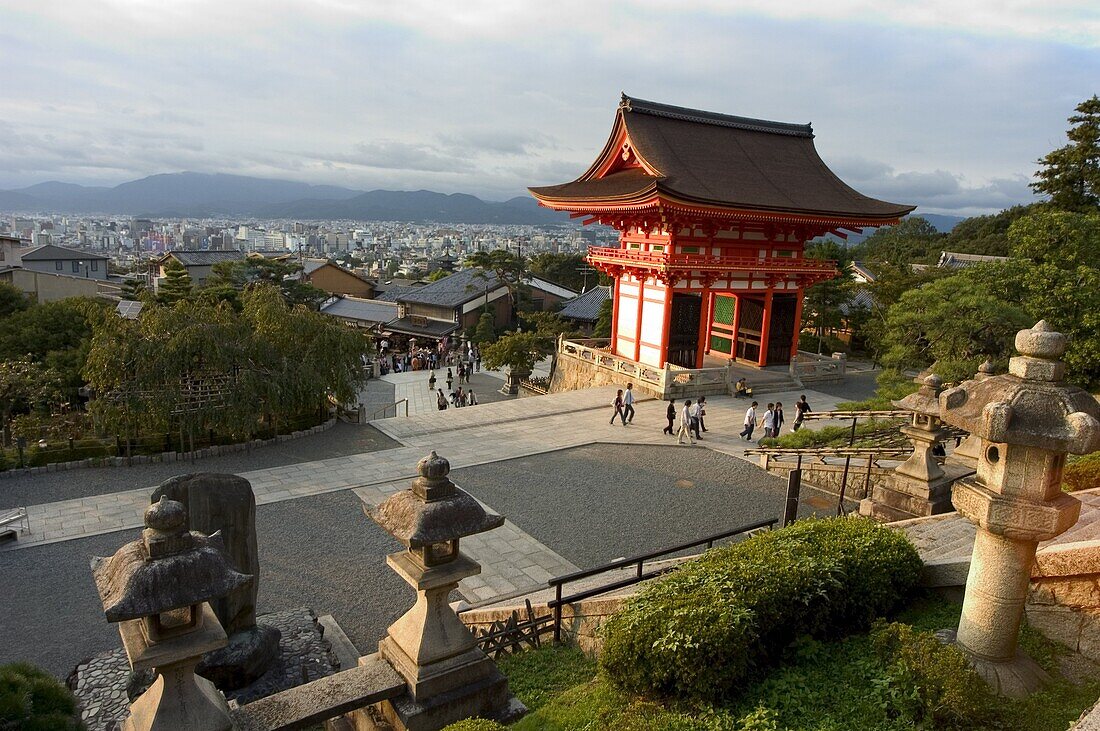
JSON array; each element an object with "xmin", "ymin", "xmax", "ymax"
[
  {"xmin": 157, "ymin": 258, "xmax": 193, "ymax": 304},
  {"xmin": 120, "ymin": 277, "xmax": 146, "ymax": 301},
  {"xmin": 1032, "ymin": 96, "xmax": 1100, "ymax": 213}
]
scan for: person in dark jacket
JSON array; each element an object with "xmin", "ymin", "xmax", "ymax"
[{"xmin": 664, "ymin": 400, "xmax": 676, "ymax": 435}]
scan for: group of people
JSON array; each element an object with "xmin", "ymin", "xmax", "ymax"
[
  {"xmin": 430, "ymin": 366, "xmax": 478, "ymax": 410},
  {"xmin": 437, "ymin": 386, "xmax": 477, "ymax": 410},
  {"xmin": 609, "ymin": 385, "xmax": 813, "ymax": 446},
  {"xmin": 738, "ymin": 395, "xmax": 812, "ymax": 440},
  {"xmin": 666, "ymin": 396, "xmax": 708, "ymax": 445},
  {"xmin": 374, "ymin": 337, "xmax": 482, "ymax": 377}
]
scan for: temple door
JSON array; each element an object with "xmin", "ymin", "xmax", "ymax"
[
  {"xmin": 765, "ymin": 294, "xmax": 797, "ymax": 366},
  {"xmin": 735, "ymin": 296, "xmax": 764, "ymax": 362},
  {"xmin": 667, "ymin": 293, "xmax": 702, "ymax": 368}
]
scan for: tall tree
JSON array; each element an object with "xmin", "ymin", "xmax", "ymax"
[
  {"xmin": 158, "ymin": 258, "xmax": 194, "ymax": 304},
  {"xmin": 801, "ymin": 240, "xmax": 854, "ymax": 354},
  {"xmin": 850, "ymin": 217, "xmax": 944, "ymax": 264},
  {"xmin": 593, "ymin": 297, "xmax": 612, "ymax": 338},
  {"xmin": 0, "ymin": 282, "xmax": 29, "ymax": 318},
  {"xmin": 880, "ymin": 269, "xmax": 1031, "ymax": 382},
  {"xmin": 528, "ymin": 252, "xmax": 590, "ymax": 292},
  {"xmin": 1032, "ymin": 96, "xmax": 1100, "ymax": 213},
  {"xmin": 943, "ymin": 204, "xmax": 1039, "ymax": 257},
  {"xmin": 206, "ymin": 256, "xmax": 326, "ymax": 309},
  {"xmin": 464, "ymin": 249, "xmax": 528, "ymax": 315}
]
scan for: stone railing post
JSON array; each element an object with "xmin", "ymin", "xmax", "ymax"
[
  {"xmin": 938, "ymin": 321, "xmax": 1100, "ymax": 696},
  {"xmin": 90, "ymin": 498, "xmax": 251, "ymax": 731},
  {"xmin": 363, "ymin": 452, "xmax": 523, "ymax": 729}
]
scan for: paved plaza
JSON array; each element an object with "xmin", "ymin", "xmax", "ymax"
[{"xmin": 0, "ymin": 375, "xmax": 868, "ymax": 675}]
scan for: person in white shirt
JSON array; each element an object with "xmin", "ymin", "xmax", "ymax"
[
  {"xmin": 762, "ymin": 403, "xmax": 776, "ymax": 439},
  {"xmin": 739, "ymin": 401, "xmax": 758, "ymax": 440},
  {"xmin": 623, "ymin": 383, "xmax": 636, "ymax": 424},
  {"xmin": 677, "ymin": 399, "xmax": 696, "ymax": 445},
  {"xmin": 691, "ymin": 400, "xmax": 704, "ymax": 441}
]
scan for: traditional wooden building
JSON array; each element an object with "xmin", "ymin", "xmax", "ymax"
[{"xmin": 530, "ymin": 95, "xmax": 914, "ymax": 368}]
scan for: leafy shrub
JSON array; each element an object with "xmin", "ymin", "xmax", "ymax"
[
  {"xmin": 441, "ymin": 719, "xmax": 507, "ymax": 731},
  {"xmin": 871, "ymin": 622, "xmax": 997, "ymax": 729},
  {"xmin": 0, "ymin": 662, "xmax": 84, "ymax": 730},
  {"xmin": 1064, "ymin": 452, "xmax": 1100, "ymax": 492},
  {"xmin": 599, "ymin": 518, "xmax": 922, "ymax": 703},
  {"xmin": 758, "ymin": 418, "xmax": 899, "ymax": 449}
]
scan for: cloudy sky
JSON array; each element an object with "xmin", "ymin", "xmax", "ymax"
[{"xmin": 2, "ymin": 0, "xmax": 1098, "ymax": 215}]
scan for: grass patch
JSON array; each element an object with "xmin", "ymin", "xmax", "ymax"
[
  {"xmin": 494, "ymin": 593, "xmax": 1100, "ymax": 731},
  {"xmin": 758, "ymin": 418, "xmax": 901, "ymax": 449}
]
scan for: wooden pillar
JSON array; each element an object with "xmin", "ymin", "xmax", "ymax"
[
  {"xmin": 634, "ymin": 275, "xmax": 646, "ymax": 363},
  {"xmin": 695, "ymin": 286, "xmax": 711, "ymax": 368},
  {"xmin": 659, "ymin": 281, "xmax": 673, "ymax": 367},
  {"xmin": 610, "ymin": 276, "xmax": 621, "ymax": 354},
  {"xmin": 758, "ymin": 289, "xmax": 774, "ymax": 367},
  {"xmin": 791, "ymin": 287, "xmax": 804, "ymax": 358},
  {"xmin": 731, "ymin": 293, "xmax": 742, "ymax": 359}
]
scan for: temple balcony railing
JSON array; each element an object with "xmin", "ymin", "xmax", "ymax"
[
  {"xmin": 557, "ymin": 337, "xmax": 733, "ymax": 398},
  {"xmin": 586, "ymin": 246, "xmax": 838, "ymax": 279}
]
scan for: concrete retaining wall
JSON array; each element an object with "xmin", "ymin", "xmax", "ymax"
[{"xmin": 763, "ymin": 460, "xmax": 892, "ymax": 501}]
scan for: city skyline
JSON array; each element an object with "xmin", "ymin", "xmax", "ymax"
[{"xmin": 2, "ymin": 1, "xmax": 1098, "ymax": 215}]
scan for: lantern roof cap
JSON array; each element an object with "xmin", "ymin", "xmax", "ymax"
[
  {"xmin": 894, "ymin": 373, "xmax": 943, "ymax": 416},
  {"xmin": 90, "ymin": 497, "xmax": 252, "ymax": 623},
  {"xmin": 939, "ymin": 322, "xmax": 1100, "ymax": 454},
  {"xmin": 369, "ymin": 452, "xmax": 504, "ymax": 548}
]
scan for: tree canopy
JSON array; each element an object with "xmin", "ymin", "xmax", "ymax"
[
  {"xmin": 849, "ymin": 217, "xmax": 944, "ymax": 264},
  {"xmin": 1032, "ymin": 95, "xmax": 1100, "ymax": 212},
  {"xmin": 205, "ymin": 256, "xmax": 326, "ymax": 309}
]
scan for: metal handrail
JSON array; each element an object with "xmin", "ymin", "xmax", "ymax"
[
  {"xmin": 369, "ymin": 398, "xmax": 409, "ymax": 420},
  {"xmin": 546, "ymin": 516, "xmax": 778, "ymax": 642}
]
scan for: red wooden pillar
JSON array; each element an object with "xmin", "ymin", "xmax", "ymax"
[
  {"xmin": 758, "ymin": 289, "xmax": 774, "ymax": 367},
  {"xmin": 731, "ymin": 293, "xmax": 742, "ymax": 359},
  {"xmin": 659, "ymin": 281, "xmax": 673, "ymax": 367},
  {"xmin": 695, "ymin": 286, "xmax": 711, "ymax": 368},
  {"xmin": 634, "ymin": 275, "xmax": 646, "ymax": 362},
  {"xmin": 610, "ymin": 276, "xmax": 621, "ymax": 353},
  {"xmin": 790, "ymin": 287, "xmax": 804, "ymax": 358}
]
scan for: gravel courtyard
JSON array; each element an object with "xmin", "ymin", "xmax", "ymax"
[
  {"xmin": 0, "ymin": 489, "xmax": 410, "ymax": 677},
  {"xmin": 451, "ymin": 443, "xmax": 835, "ymax": 569}
]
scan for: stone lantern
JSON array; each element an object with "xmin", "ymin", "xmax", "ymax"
[
  {"xmin": 865, "ymin": 374, "xmax": 955, "ymax": 521},
  {"xmin": 366, "ymin": 451, "xmax": 520, "ymax": 729},
  {"xmin": 939, "ymin": 321, "xmax": 1100, "ymax": 696},
  {"xmin": 91, "ymin": 496, "xmax": 251, "ymax": 731},
  {"xmin": 950, "ymin": 358, "xmax": 996, "ymax": 468}
]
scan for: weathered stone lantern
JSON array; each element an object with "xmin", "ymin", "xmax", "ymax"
[
  {"xmin": 939, "ymin": 321, "xmax": 1100, "ymax": 696},
  {"xmin": 91, "ymin": 496, "xmax": 251, "ymax": 731},
  {"xmin": 950, "ymin": 358, "xmax": 996, "ymax": 468},
  {"xmin": 866, "ymin": 374, "xmax": 955, "ymax": 521},
  {"xmin": 367, "ymin": 451, "xmax": 520, "ymax": 729}
]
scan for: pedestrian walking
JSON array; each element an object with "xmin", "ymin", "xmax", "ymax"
[
  {"xmin": 677, "ymin": 400, "xmax": 696, "ymax": 445},
  {"xmin": 474, "ymin": 348, "xmax": 481, "ymax": 372},
  {"xmin": 623, "ymin": 383, "xmax": 636, "ymax": 424},
  {"xmin": 446, "ymin": 368, "xmax": 453, "ymax": 392},
  {"xmin": 610, "ymin": 389, "xmax": 626, "ymax": 425},
  {"xmin": 663, "ymin": 399, "xmax": 676, "ymax": 435},
  {"xmin": 691, "ymin": 399, "xmax": 704, "ymax": 441},
  {"xmin": 457, "ymin": 362, "xmax": 466, "ymax": 383},
  {"xmin": 793, "ymin": 394, "xmax": 812, "ymax": 432},
  {"xmin": 428, "ymin": 370, "xmax": 436, "ymax": 391},
  {"xmin": 464, "ymin": 363, "xmax": 471, "ymax": 383},
  {"xmin": 468, "ymin": 389, "xmax": 478, "ymax": 406},
  {"xmin": 739, "ymin": 401, "xmax": 758, "ymax": 440},
  {"xmin": 774, "ymin": 401, "xmax": 785, "ymax": 435},
  {"xmin": 761, "ymin": 403, "xmax": 776, "ymax": 439},
  {"xmin": 697, "ymin": 395, "xmax": 708, "ymax": 433},
  {"xmin": 436, "ymin": 389, "xmax": 448, "ymax": 410}
]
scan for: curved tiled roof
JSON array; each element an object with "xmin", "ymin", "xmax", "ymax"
[
  {"xmin": 559, "ymin": 285, "xmax": 610, "ymax": 322},
  {"xmin": 530, "ymin": 95, "xmax": 914, "ymax": 223}
]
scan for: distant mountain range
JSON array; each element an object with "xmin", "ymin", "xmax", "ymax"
[
  {"xmin": 0, "ymin": 171, "xmax": 969, "ymax": 229},
  {"xmin": 0, "ymin": 172, "xmax": 569, "ymax": 224}
]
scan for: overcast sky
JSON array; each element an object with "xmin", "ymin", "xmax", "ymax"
[{"xmin": 1, "ymin": 1, "xmax": 1097, "ymax": 215}]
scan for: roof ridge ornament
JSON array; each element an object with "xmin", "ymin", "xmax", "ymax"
[{"xmin": 620, "ymin": 94, "xmax": 814, "ymax": 138}]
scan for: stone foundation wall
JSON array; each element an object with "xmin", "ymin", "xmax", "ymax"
[
  {"xmin": 763, "ymin": 460, "xmax": 892, "ymax": 501},
  {"xmin": 460, "ymin": 595, "xmax": 628, "ymax": 656},
  {"xmin": 549, "ymin": 352, "xmax": 663, "ymax": 399},
  {"xmin": 1026, "ymin": 540, "xmax": 1100, "ymax": 662}
]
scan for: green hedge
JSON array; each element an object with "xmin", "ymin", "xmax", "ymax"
[
  {"xmin": 440, "ymin": 719, "xmax": 507, "ymax": 731},
  {"xmin": 1064, "ymin": 452, "xmax": 1100, "ymax": 492},
  {"xmin": 0, "ymin": 662, "xmax": 84, "ymax": 730},
  {"xmin": 599, "ymin": 517, "xmax": 923, "ymax": 703}
]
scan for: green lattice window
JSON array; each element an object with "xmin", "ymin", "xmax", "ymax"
[
  {"xmin": 713, "ymin": 295, "xmax": 735, "ymax": 325},
  {"xmin": 710, "ymin": 334, "xmax": 732, "ymax": 353}
]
